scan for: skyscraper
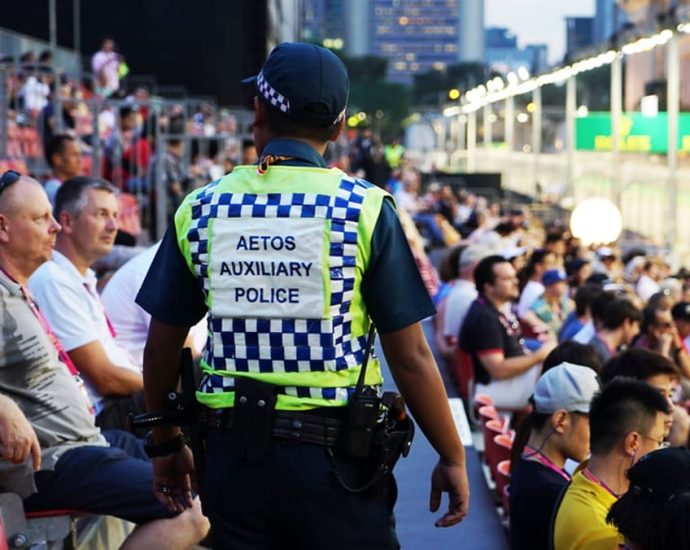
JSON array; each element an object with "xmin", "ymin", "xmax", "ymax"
[
  {"xmin": 369, "ymin": 0, "xmax": 484, "ymax": 84},
  {"xmin": 565, "ymin": 17, "xmax": 594, "ymax": 59}
]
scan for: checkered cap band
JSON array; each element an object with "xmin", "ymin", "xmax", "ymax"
[
  {"xmin": 257, "ymin": 71, "xmax": 290, "ymax": 114},
  {"xmin": 188, "ymin": 176, "xmax": 375, "ymax": 403}
]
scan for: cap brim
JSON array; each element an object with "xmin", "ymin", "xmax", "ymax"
[{"xmin": 241, "ymin": 75, "xmax": 257, "ymax": 84}]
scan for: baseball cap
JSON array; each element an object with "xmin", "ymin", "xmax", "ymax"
[
  {"xmin": 459, "ymin": 245, "xmax": 489, "ymax": 270},
  {"xmin": 501, "ymin": 246, "xmax": 527, "ymax": 261},
  {"xmin": 533, "ymin": 362, "xmax": 600, "ymax": 414},
  {"xmin": 242, "ymin": 42, "xmax": 349, "ymax": 127},
  {"xmin": 565, "ymin": 257, "xmax": 589, "ymax": 276},
  {"xmin": 627, "ymin": 447, "xmax": 690, "ymax": 503},
  {"xmin": 672, "ymin": 301, "xmax": 690, "ymax": 322},
  {"xmin": 542, "ymin": 268, "xmax": 567, "ymax": 286}
]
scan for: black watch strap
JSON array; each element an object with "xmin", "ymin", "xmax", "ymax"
[{"xmin": 144, "ymin": 432, "xmax": 188, "ymax": 458}]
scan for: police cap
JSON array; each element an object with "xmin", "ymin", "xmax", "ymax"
[{"xmin": 243, "ymin": 42, "xmax": 349, "ymax": 128}]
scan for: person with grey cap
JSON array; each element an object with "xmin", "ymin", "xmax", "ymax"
[
  {"xmin": 136, "ymin": 42, "xmax": 469, "ymax": 548},
  {"xmin": 442, "ymin": 244, "xmax": 489, "ymax": 348},
  {"xmin": 509, "ymin": 363, "xmax": 600, "ymax": 550}
]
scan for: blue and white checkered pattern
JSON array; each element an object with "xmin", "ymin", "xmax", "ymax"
[
  {"xmin": 257, "ymin": 71, "xmax": 290, "ymax": 114},
  {"xmin": 187, "ymin": 176, "xmax": 375, "ymax": 402}
]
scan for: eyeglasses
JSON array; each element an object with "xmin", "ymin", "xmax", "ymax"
[{"xmin": 0, "ymin": 170, "xmax": 21, "ymax": 197}]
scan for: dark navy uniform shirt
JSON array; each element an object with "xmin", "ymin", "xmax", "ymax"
[{"xmin": 136, "ymin": 138, "xmax": 435, "ymax": 334}]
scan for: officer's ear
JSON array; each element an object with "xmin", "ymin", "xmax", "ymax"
[
  {"xmin": 329, "ymin": 116, "xmax": 346, "ymax": 142},
  {"xmin": 254, "ymin": 97, "xmax": 268, "ymax": 130}
]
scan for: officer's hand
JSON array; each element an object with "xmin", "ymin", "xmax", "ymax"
[
  {"xmin": 430, "ymin": 459, "xmax": 470, "ymax": 527},
  {"xmin": 152, "ymin": 445, "xmax": 196, "ymax": 513},
  {"xmin": 0, "ymin": 396, "xmax": 41, "ymax": 470}
]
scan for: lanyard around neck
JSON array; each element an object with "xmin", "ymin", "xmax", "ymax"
[{"xmin": 523, "ymin": 445, "xmax": 571, "ymax": 482}]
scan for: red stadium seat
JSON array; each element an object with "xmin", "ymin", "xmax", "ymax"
[
  {"xmin": 478, "ymin": 405, "xmax": 499, "ymax": 425},
  {"xmin": 491, "ymin": 434, "xmax": 514, "ymax": 480},
  {"xmin": 482, "ymin": 419, "xmax": 504, "ymax": 476},
  {"xmin": 451, "ymin": 349, "xmax": 474, "ymax": 400},
  {"xmin": 495, "ymin": 460, "xmax": 511, "ymax": 518}
]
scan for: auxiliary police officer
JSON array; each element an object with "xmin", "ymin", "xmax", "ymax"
[{"xmin": 137, "ymin": 42, "xmax": 469, "ymax": 549}]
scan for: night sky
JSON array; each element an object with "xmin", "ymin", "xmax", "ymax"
[{"xmin": 2, "ymin": 0, "xmax": 268, "ymax": 106}]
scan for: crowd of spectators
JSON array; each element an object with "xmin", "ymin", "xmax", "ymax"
[{"xmin": 3, "ymin": 40, "xmax": 690, "ymax": 549}]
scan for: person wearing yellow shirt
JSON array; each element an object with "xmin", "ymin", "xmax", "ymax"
[{"xmin": 553, "ymin": 378, "xmax": 671, "ymax": 550}]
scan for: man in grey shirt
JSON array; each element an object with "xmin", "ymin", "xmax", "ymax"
[{"xmin": 0, "ymin": 172, "xmax": 208, "ymax": 549}]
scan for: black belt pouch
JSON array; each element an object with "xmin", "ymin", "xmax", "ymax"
[{"xmin": 229, "ymin": 377, "xmax": 277, "ymax": 462}]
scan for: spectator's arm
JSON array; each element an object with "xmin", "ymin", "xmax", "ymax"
[
  {"xmin": 0, "ymin": 394, "xmax": 41, "ymax": 470},
  {"xmin": 477, "ymin": 343, "xmax": 554, "ymax": 381},
  {"xmin": 520, "ymin": 310, "xmax": 552, "ymax": 336},
  {"xmin": 67, "ymin": 341, "xmax": 143, "ymax": 396}
]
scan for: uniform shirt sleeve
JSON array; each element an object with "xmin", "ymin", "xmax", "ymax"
[
  {"xmin": 460, "ymin": 303, "xmax": 505, "ymax": 354},
  {"xmin": 135, "ymin": 225, "xmax": 208, "ymax": 327},
  {"xmin": 361, "ymin": 198, "xmax": 435, "ymax": 334}
]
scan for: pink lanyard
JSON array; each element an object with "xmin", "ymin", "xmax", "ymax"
[
  {"xmin": 82, "ymin": 283, "xmax": 116, "ymax": 338},
  {"xmin": 2, "ymin": 268, "xmax": 95, "ymax": 415},
  {"xmin": 523, "ymin": 446, "xmax": 571, "ymax": 482},
  {"xmin": 583, "ymin": 468, "xmax": 619, "ymax": 498}
]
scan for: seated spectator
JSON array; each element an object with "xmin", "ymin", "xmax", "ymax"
[
  {"xmin": 542, "ymin": 341, "xmax": 603, "ymax": 374},
  {"xmin": 43, "ymin": 134, "xmax": 83, "ymax": 205},
  {"xmin": 636, "ymin": 259, "xmax": 662, "ymax": 302},
  {"xmin": 565, "ymin": 257, "xmax": 592, "ymax": 290},
  {"xmin": 634, "ymin": 302, "xmax": 690, "ymax": 383},
  {"xmin": 559, "ymin": 284, "xmax": 602, "ymax": 343},
  {"xmin": 460, "ymin": 255, "xmax": 556, "ymax": 409},
  {"xmin": 433, "ymin": 244, "xmax": 464, "ymax": 364},
  {"xmin": 0, "ymin": 174, "xmax": 209, "ymax": 548},
  {"xmin": 601, "ymin": 348, "xmax": 687, "ymax": 445},
  {"xmin": 672, "ymin": 300, "xmax": 690, "ymax": 355},
  {"xmin": 101, "ymin": 243, "xmax": 207, "ymax": 368},
  {"xmin": 588, "ymin": 298, "xmax": 642, "ymax": 364},
  {"xmin": 510, "ymin": 363, "xmax": 600, "ymax": 550},
  {"xmin": 28, "ymin": 177, "xmax": 144, "ymax": 431},
  {"xmin": 517, "ymin": 249, "xmax": 556, "ymax": 319},
  {"xmin": 553, "ymin": 379, "xmax": 671, "ymax": 550},
  {"xmin": 607, "ymin": 447, "xmax": 690, "ymax": 550},
  {"xmin": 523, "ymin": 269, "xmax": 573, "ymax": 338},
  {"xmin": 442, "ymin": 244, "xmax": 488, "ymax": 350},
  {"xmin": 572, "ymin": 289, "xmax": 616, "ymax": 344}
]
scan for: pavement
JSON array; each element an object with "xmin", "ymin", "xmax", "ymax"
[{"xmin": 379, "ymin": 320, "xmax": 510, "ymax": 549}]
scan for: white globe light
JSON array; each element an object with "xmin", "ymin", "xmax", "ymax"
[{"xmin": 570, "ymin": 198, "xmax": 623, "ymax": 245}]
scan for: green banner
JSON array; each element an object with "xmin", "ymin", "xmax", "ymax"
[{"xmin": 576, "ymin": 112, "xmax": 690, "ymax": 153}]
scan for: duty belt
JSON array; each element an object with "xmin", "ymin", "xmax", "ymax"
[{"xmin": 198, "ymin": 406, "xmax": 342, "ymax": 447}]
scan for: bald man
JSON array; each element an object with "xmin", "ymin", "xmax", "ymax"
[{"xmin": 0, "ymin": 173, "xmax": 208, "ymax": 549}]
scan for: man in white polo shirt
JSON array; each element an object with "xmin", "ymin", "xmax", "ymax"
[{"xmin": 28, "ymin": 176, "xmax": 143, "ymax": 430}]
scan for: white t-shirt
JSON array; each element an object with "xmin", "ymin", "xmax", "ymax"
[
  {"xmin": 101, "ymin": 243, "xmax": 208, "ymax": 367},
  {"xmin": 28, "ymin": 250, "xmax": 139, "ymax": 414},
  {"xmin": 101, "ymin": 244, "xmax": 159, "ymax": 368},
  {"xmin": 636, "ymin": 274, "xmax": 660, "ymax": 303},
  {"xmin": 442, "ymin": 279, "xmax": 478, "ymax": 339},
  {"xmin": 517, "ymin": 280, "xmax": 545, "ymax": 318}
]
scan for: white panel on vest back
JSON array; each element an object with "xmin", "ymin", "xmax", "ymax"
[{"xmin": 209, "ymin": 217, "xmax": 327, "ymax": 319}]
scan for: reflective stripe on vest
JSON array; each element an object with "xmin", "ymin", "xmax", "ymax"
[{"xmin": 176, "ymin": 166, "xmax": 388, "ymax": 410}]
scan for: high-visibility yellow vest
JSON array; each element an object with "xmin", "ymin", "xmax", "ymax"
[{"xmin": 175, "ymin": 165, "xmax": 389, "ymax": 410}]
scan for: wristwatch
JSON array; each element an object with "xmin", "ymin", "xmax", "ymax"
[{"xmin": 144, "ymin": 431, "xmax": 188, "ymax": 458}]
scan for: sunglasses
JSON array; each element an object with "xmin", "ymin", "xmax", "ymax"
[{"xmin": 0, "ymin": 170, "xmax": 21, "ymax": 197}]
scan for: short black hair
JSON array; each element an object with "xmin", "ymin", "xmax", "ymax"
[
  {"xmin": 600, "ymin": 298, "xmax": 642, "ymax": 330},
  {"xmin": 474, "ymin": 255, "xmax": 510, "ymax": 294},
  {"xmin": 54, "ymin": 176, "xmax": 118, "ymax": 219},
  {"xmin": 45, "ymin": 134, "xmax": 75, "ymax": 166},
  {"xmin": 589, "ymin": 378, "xmax": 671, "ymax": 455},
  {"xmin": 574, "ymin": 284, "xmax": 603, "ymax": 317},
  {"xmin": 263, "ymin": 98, "xmax": 340, "ymax": 143},
  {"xmin": 600, "ymin": 348, "xmax": 680, "ymax": 384},
  {"xmin": 439, "ymin": 244, "xmax": 465, "ymax": 283},
  {"xmin": 590, "ymin": 290, "xmax": 616, "ymax": 323},
  {"xmin": 608, "ymin": 473, "xmax": 690, "ymax": 549},
  {"xmin": 640, "ymin": 303, "xmax": 667, "ymax": 335},
  {"xmin": 542, "ymin": 341, "xmax": 603, "ymax": 374}
]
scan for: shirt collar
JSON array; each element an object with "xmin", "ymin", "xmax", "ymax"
[
  {"xmin": 260, "ymin": 138, "xmax": 327, "ymax": 168},
  {"xmin": 52, "ymin": 250, "xmax": 98, "ymax": 288}
]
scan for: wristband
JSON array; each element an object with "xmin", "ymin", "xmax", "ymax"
[{"xmin": 144, "ymin": 432, "xmax": 188, "ymax": 458}]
